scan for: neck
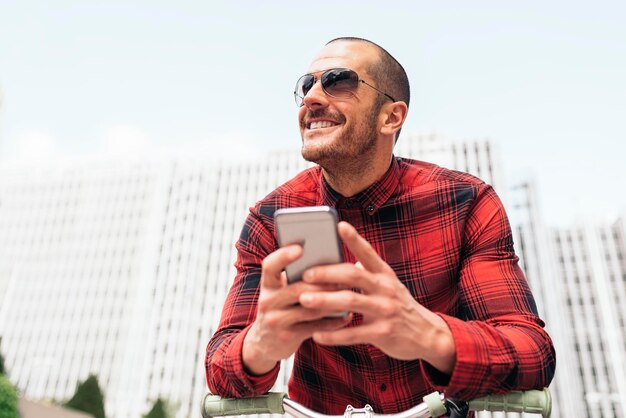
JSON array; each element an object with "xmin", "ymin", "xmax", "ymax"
[{"xmin": 322, "ymin": 154, "xmax": 393, "ymax": 197}]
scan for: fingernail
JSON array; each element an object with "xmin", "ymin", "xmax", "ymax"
[{"xmin": 303, "ymin": 270, "xmax": 314, "ymax": 281}]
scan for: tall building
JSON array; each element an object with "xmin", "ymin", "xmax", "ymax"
[
  {"xmin": 1, "ymin": 133, "xmax": 608, "ymax": 417},
  {"xmin": 551, "ymin": 216, "xmax": 626, "ymax": 417},
  {"xmin": 510, "ymin": 179, "xmax": 626, "ymax": 418},
  {"xmin": 0, "ymin": 163, "xmax": 167, "ymax": 417},
  {"xmin": 0, "ymin": 153, "xmax": 311, "ymax": 418},
  {"xmin": 509, "ymin": 181, "xmax": 583, "ymax": 418}
]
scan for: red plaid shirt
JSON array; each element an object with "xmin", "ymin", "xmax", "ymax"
[{"xmin": 206, "ymin": 157, "xmax": 555, "ymax": 414}]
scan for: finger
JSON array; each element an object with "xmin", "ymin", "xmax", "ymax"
[
  {"xmin": 289, "ymin": 306, "xmax": 345, "ymax": 323},
  {"xmin": 299, "ymin": 289, "xmax": 393, "ymax": 316},
  {"xmin": 337, "ymin": 222, "xmax": 393, "ymax": 274},
  {"xmin": 260, "ymin": 277, "xmax": 346, "ymax": 312},
  {"xmin": 270, "ymin": 281, "xmax": 344, "ymax": 311},
  {"xmin": 261, "ymin": 245, "xmax": 303, "ymax": 289},
  {"xmin": 264, "ymin": 299, "xmax": 351, "ymax": 329},
  {"xmin": 291, "ymin": 314, "xmax": 353, "ymax": 336},
  {"xmin": 303, "ymin": 263, "xmax": 380, "ymax": 294},
  {"xmin": 312, "ymin": 322, "xmax": 385, "ymax": 346}
]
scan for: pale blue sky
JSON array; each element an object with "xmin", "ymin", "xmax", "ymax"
[{"xmin": 1, "ymin": 1, "xmax": 624, "ymax": 226}]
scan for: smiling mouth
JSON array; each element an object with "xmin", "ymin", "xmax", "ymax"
[{"xmin": 307, "ymin": 120, "xmax": 340, "ymax": 130}]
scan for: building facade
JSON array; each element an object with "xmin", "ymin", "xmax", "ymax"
[
  {"xmin": 510, "ymin": 179, "xmax": 626, "ymax": 418},
  {"xmin": 1, "ymin": 133, "xmax": 621, "ymax": 417},
  {"xmin": 550, "ymin": 217, "xmax": 626, "ymax": 417},
  {"xmin": 0, "ymin": 152, "xmax": 313, "ymax": 418}
]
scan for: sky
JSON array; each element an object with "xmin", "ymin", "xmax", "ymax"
[{"xmin": 0, "ymin": 1, "xmax": 625, "ymax": 226}]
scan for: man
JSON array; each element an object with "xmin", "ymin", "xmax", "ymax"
[{"xmin": 206, "ymin": 37, "xmax": 555, "ymax": 414}]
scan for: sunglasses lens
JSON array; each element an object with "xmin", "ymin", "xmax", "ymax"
[
  {"xmin": 322, "ymin": 68, "xmax": 359, "ymax": 98},
  {"xmin": 294, "ymin": 68, "xmax": 360, "ymax": 106},
  {"xmin": 295, "ymin": 74, "xmax": 315, "ymax": 106}
]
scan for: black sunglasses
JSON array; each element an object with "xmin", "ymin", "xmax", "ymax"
[{"xmin": 294, "ymin": 68, "xmax": 396, "ymax": 107}]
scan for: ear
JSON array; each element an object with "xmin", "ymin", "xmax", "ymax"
[{"xmin": 379, "ymin": 101, "xmax": 408, "ymax": 138}]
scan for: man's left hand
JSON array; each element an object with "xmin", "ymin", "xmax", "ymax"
[{"xmin": 299, "ymin": 221, "xmax": 457, "ymax": 375}]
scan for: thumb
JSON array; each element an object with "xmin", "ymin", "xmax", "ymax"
[{"xmin": 261, "ymin": 245, "xmax": 303, "ymax": 289}]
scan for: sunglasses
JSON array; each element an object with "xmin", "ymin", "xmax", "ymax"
[{"xmin": 294, "ymin": 68, "xmax": 396, "ymax": 107}]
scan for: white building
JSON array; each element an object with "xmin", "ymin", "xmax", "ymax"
[
  {"xmin": 0, "ymin": 133, "xmax": 592, "ymax": 417},
  {"xmin": 0, "ymin": 162, "xmax": 168, "ymax": 417},
  {"xmin": 509, "ymin": 181, "xmax": 584, "ymax": 418},
  {"xmin": 550, "ymin": 216, "xmax": 626, "ymax": 417},
  {"xmin": 510, "ymin": 178, "xmax": 626, "ymax": 418},
  {"xmin": 0, "ymin": 152, "xmax": 311, "ymax": 418}
]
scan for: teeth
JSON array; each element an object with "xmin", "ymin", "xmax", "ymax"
[{"xmin": 309, "ymin": 121, "xmax": 336, "ymax": 129}]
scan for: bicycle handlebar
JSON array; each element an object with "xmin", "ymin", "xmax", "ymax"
[
  {"xmin": 203, "ymin": 392, "xmax": 287, "ymax": 417},
  {"xmin": 202, "ymin": 388, "xmax": 551, "ymax": 418},
  {"xmin": 469, "ymin": 389, "xmax": 551, "ymax": 416}
]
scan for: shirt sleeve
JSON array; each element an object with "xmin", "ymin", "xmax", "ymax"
[
  {"xmin": 421, "ymin": 185, "xmax": 556, "ymax": 400},
  {"xmin": 205, "ymin": 209, "xmax": 281, "ymax": 398}
]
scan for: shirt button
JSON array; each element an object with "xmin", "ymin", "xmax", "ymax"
[
  {"xmin": 367, "ymin": 204, "xmax": 375, "ymax": 213},
  {"xmin": 380, "ymin": 383, "xmax": 387, "ymax": 392},
  {"xmin": 346, "ymin": 199, "xmax": 355, "ymax": 208}
]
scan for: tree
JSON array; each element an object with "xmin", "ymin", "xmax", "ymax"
[
  {"xmin": 0, "ymin": 351, "xmax": 5, "ymax": 376},
  {"xmin": 64, "ymin": 374, "xmax": 106, "ymax": 418},
  {"xmin": 0, "ymin": 374, "xmax": 18, "ymax": 418},
  {"xmin": 143, "ymin": 398, "xmax": 169, "ymax": 418}
]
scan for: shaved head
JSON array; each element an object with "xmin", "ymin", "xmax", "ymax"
[
  {"xmin": 326, "ymin": 37, "xmax": 410, "ymax": 141},
  {"xmin": 326, "ymin": 37, "xmax": 410, "ymax": 109}
]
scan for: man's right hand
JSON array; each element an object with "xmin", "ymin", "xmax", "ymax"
[{"xmin": 242, "ymin": 244, "xmax": 352, "ymax": 376}]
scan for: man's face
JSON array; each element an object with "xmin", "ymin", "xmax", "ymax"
[{"xmin": 298, "ymin": 42, "xmax": 383, "ymax": 166}]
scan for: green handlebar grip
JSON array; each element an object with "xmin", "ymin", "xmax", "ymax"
[
  {"xmin": 201, "ymin": 392, "xmax": 287, "ymax": 418},
  {"xmin": 469, "ymin": 388, "xmax": 552, "ymax": 418}
]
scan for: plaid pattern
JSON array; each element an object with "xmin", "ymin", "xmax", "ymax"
[{"xmin": 206, "ymin": 157, "xmax": 555, "ymax": 414}]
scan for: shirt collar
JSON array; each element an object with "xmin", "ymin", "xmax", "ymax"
[{"xmin": 317, "ymin": 156, "xmax": 400, "ymax": 215}]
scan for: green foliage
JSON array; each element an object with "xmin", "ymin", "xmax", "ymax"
[
  {"xmin": 0, "ymin": 374, "xmax": 18, "ymax": 418},
  {"xmin": 143, "ymin": 398, "xmax": 169, "ymax": 418},
  {"xmin": 0, "ymin": 351, "xmax": 5, "ymax": 376},
  {"xmin": 64, "ymin": 374, "xmax": 106, "ymax": 418}
]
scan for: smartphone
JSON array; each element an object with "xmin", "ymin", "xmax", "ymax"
[{"xmin": 274, "ymin": 206, "xmax": 343, "ymax": 284}]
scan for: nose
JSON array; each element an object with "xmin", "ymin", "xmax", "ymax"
[{"xmin": 301, "ymin": 79, "xmax": 329, "ymax": 109}]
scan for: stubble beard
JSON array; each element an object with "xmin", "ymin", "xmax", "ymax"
[{"xmin": 300, "ymin": 109, "xmax": 379, "ymax": 176}]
